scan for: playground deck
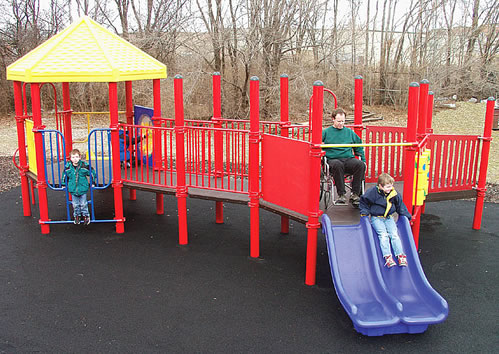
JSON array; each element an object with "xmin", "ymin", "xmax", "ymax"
[{"xmin": 32, "ymin": 161, "xmax": 478, "ymax": 226}]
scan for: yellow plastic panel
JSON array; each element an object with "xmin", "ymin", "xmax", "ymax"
[{"xmin": 25, "ymin": 119, "xmax": 37, "ymax": 174}]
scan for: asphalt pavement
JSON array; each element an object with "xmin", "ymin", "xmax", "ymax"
[{"xmin": 0, "ymin": 187, "xmax": 497, "ymax": 353}]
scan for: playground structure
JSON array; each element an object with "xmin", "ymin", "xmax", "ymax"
[{"xmin": 6, "ymin": 17, "xmax": 496, "ymax": 335}]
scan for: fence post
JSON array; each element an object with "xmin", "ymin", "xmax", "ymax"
[
  {"xmin": 13, "ymin": 81, "xmax": 31, "ymax": 216},
  {"xmin": 175, "ymin": 75, "xmax": 188, "ymax": 244},
  {"xmin": 125, "ymin": 80, "xmax": 137, "ymax": 201},
  {"xmin": 62, "ymin": 82, "xmax": 73, "ymax": 158},
  {"xmin": 354, "ymin": 75, "xmax": 363, "ymax": 138},
  {"xmin": 212, "ymin": 72, "xmax": 224, "ymax": 224},
  {"xmin": 249, "ymin": 77, "xmax": 260, "ymax": 258},
  {"xmin": 473, "ymin": 97, "xmax": 495, "ymax": 230},
  {"xmin": 31, "ymin": 83, "xmax": 50, "ymax": 234},
  {"xmin": 403, "ymin": 83, "xmax": 419, "ymax": 246},
  {"xmin": 417, "ymin": 79, "xmax": 429, "ymax": 139},
  {"xmin": 280, "ymin": 74, "xmax": 290, "ymax": 234},
  {"xmin": 109, "ymin": 82, "xmax": 125, "ymax": 233},
  {"xmin": 426, "ymin": 91, "xmax": 434, "ymax": 134},
  {"xmin": 305, "ymin": 80, "xmax": 324, "ymax": 286},
  {"xmin": 153, "ymin": 78, "xmax": 164, "ymax": 214}
]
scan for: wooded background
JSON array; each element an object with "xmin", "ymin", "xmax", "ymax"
[{"xmin": 0, "ymin": 0, "xmax": 497, "ymax": 120}]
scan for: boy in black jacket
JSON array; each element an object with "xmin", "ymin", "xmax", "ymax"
[{"xmin": 359, "ymin": 173, "xmax": 412, "ymax": 268}]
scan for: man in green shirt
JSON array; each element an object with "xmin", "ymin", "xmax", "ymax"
[{"xmin": 321, "ymin": 108, "xmax": 366, "ymax": 206}]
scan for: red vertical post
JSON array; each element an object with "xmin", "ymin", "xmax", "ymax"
[
  {"xmin": 109, "ymin": 82, "xmax": 125, "ymax": 233},
  {"xmin": 417, "ymin": 79, "xmax": 429, "ymax": 139},
  {"xmin": 31, "ymin": 83, "xmax": 50, "ymax": 234},
  {"xmin": 13, "ymin": 81, "xmax": 31, "ymax": 216},
  {"xmin": 213, "ymin": 72, "xmax": 224, "ymax": 224},
  {"xmin": 305, "ymin": 81, "xmax": 324, "ymax": 286},
  {"xmin": 249, "ymin": 76, "xmax": 260, "ymax": 258},
  {"xmin": 403, "ymin": 83, "xmax": 419, "ymax": 246},
  {"xmin": 354, "ymin": 75, "xmax": 363, "ymax": 138},
  {"xmin": 175, "ymin": 75, "xmax": 188, "ymax": 245},
  {"xmin": 280, "ymin": 74, "xmax": 290, "ymax": 234},
  {"xmin": 125, "ymin": 80, "xmax": 137, "ymax": 201},
  {"xmin": 473, "ymin": 98, "xmax": 495, "ymax": 229},
  {"xmin": 62, "ymin": 82, "xmax": 73, "ymax": 158},
  {"xmin": 426, "ymin": 91, "xmax": 434, "ymax": 134},
  {"xmin": 153, "ymin": 79, "xmax": 164, "ymax": 214},
  {"xmin": 213, "ymin": 72, "xmax": 223, "ymax": 176}
]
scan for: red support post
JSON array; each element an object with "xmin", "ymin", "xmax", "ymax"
[
  {"xmin": 109, "ymin": 82, "xmax": 125, "ymax": 233},
  {"xmin": 31, "ymin": 83, "xmax": 50, "ymax": 234},
  {"xmin": 125, "ymin": 80, "xmax": 137, "ymax": 201},
  {"xmin": 305, "ymin": 80, "xmax": 324, "ymax": 286},
  {"xmin": 280, "ymin": 74, "xmax": 290, "ymax": 234},
  {"xmin": 473, "ymin": 98, "xmax": 495, "ymax": 229},
  {"xmin": 153, "ymin": 79, "xmax": 164, "ymax": 214},
  {"xmin": 175, "ymin": 75, "xmax": 188, "ymax": 245},
  {"xmin": 13, "ymin": 81, "xmax": 31, "ymax": 216},
  {"xmin": 249, "ymin": 77, "xmax": 260, "ymax": 258},
  {"xmin": 354, "ymin": 75, "xmax": 363, "ymax": 138},
  {"xmin": 213, "ymin": 72, "xmax": 224, "ymax": 224},
  {"xmin": 417, "ymin": 79, "xmax": 429, "ymax": 139},
  {"xmin": 62, "ymin": 82, "xmax": 73, "ymax": 158},
  {"xmin": 403, "ymin": 83, "xmax": 419, "ymax": 246},
  {"xmin": 426, "ymin": 91, "xmax": 434, "ymax": 134}
]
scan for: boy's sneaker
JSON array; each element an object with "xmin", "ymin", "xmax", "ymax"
[
  {"xmin": 74, "ymin": 216, "xmax": 80, "ymax": 225},
  {"xmin": 84, "ymin": 216, "xmax": 91, "ymax": 226},
  {"xmin": 384, "ymin": 255, "xmax": 396, "ymax": 268},
  {"xmin": 398, "ymin": 255, "xmax": 408, "ymax": 267},
  {"xmin": 336, "ymin": 194, "xmax": 347, "ymax": 205}
]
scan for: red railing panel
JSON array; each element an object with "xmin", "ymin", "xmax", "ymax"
[
  {"xmin": 364, "ymin": 126, "xmax": 407, "ymax": 182},
  {"xmin": 262, "ymin": 134, "xmax": 310, "ymax": 215},
  {"xmin": 427, "ymin": 134, "xmax": 481, "ymax": 192}
]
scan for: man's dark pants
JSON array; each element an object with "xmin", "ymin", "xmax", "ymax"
[{"xmin": 326, "ymin": 157, "xmax": 366, "ymax": 196}]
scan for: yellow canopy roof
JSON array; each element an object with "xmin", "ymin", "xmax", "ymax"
[{"xmin": 7, "ymin": 16, "xmax": 167, "ymax": 83}]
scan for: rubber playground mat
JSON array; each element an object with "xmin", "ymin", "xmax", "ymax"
[{"xmin": 0, "ymin": 187, "xmax": 497, "ymax": 352}]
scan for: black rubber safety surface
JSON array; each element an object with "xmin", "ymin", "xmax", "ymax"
[{"xmin": 1, "ymin": 187, "xmax": 497, "ymax": 352}]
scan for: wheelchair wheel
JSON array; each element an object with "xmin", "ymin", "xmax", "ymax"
[{"xmin": 320, "ymin": 177, "xmax": 332, "ymax": 209}]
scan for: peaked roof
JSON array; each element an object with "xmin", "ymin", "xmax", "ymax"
[{"xmin": 7, "ymin": 16, "xmax": 167, "ymax": 83}]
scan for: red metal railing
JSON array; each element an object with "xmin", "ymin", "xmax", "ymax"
[
  {"xmin": 185, "ymin": 125, "xmax": 250, "ymax": 193},
  {"xmin": 427, "ymin": 134, "xmax": 481, "ymax": 193},
  {"xmin": 119, "ymin": 123, "xmax": 176, "ymax": 187},
  {"xmin": 364, "ymin": 126, "xmax": 407, "ymax": 182}
]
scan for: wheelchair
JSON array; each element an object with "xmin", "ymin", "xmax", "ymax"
[{"xmin": 320, "ymin": 156, "xmax": 365, "ymax": 209}]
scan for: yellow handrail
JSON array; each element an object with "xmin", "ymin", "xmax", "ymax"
[
  {"xmin": 72, "ymin": 111, "xmax": 126, "ymax": 143},
  {"xmin": 320, "ymin": 142, "xmax": 415, "ymax": 148}
]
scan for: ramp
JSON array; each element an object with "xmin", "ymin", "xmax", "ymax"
[{"xmin": 321, "ymin": 214, "xmax": 448, "ymax": 336}]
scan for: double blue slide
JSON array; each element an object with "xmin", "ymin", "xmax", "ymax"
[{"xmin": 321, "ymin": 215, "xmax": 448, "ymax": 336}]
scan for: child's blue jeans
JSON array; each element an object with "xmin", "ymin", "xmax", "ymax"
[
  {"xmin": 71, "ymin": 194, "xmax": 89, "ymax": 217},
  {"xmin": 370, "ymin": 215, "xmax": 404, "ymax": 257}
]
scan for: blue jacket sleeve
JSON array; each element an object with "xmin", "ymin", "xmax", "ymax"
[
  {"xmin": 359, "ymin": 192, "xmax": 371, "ymax": 216},
  {"xmin": 395, "ymin": 194, "xmax": 412, "ymax": 219}
]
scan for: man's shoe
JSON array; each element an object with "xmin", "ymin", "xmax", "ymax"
[
  {"xmin": 336, "ymin": 194, "xmax": 347, "ymax": 205},
  {"xmin": 74, "ymin": 216, "xmax": 80, "ymax": 225},
  {"xmin": 397, "ymin": 254, "xmax": 408, "ymax": 267},
  {"xmin": 84, "ymin": 216, "xmax": 91, "ymax": 226},
  {"xmin": 384, "ymin": 255, "xmax": 396, "ymax": 268},
  {"xmin": 350, "ymin": 193, "xmax": 360, "ymax": 207}
]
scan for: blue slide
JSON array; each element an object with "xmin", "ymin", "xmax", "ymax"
[{"xmin": 321, "ymin": 214, "xmax": 448, "ymax": 336}]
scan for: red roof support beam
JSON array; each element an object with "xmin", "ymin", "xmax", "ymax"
[
  {"xmin": 109, "ymin": 82, "xmax": 125, "ymax": 233},
  {"xmin": 13, "ymin": 80, "xmax": 31, "ymax": 216}
]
